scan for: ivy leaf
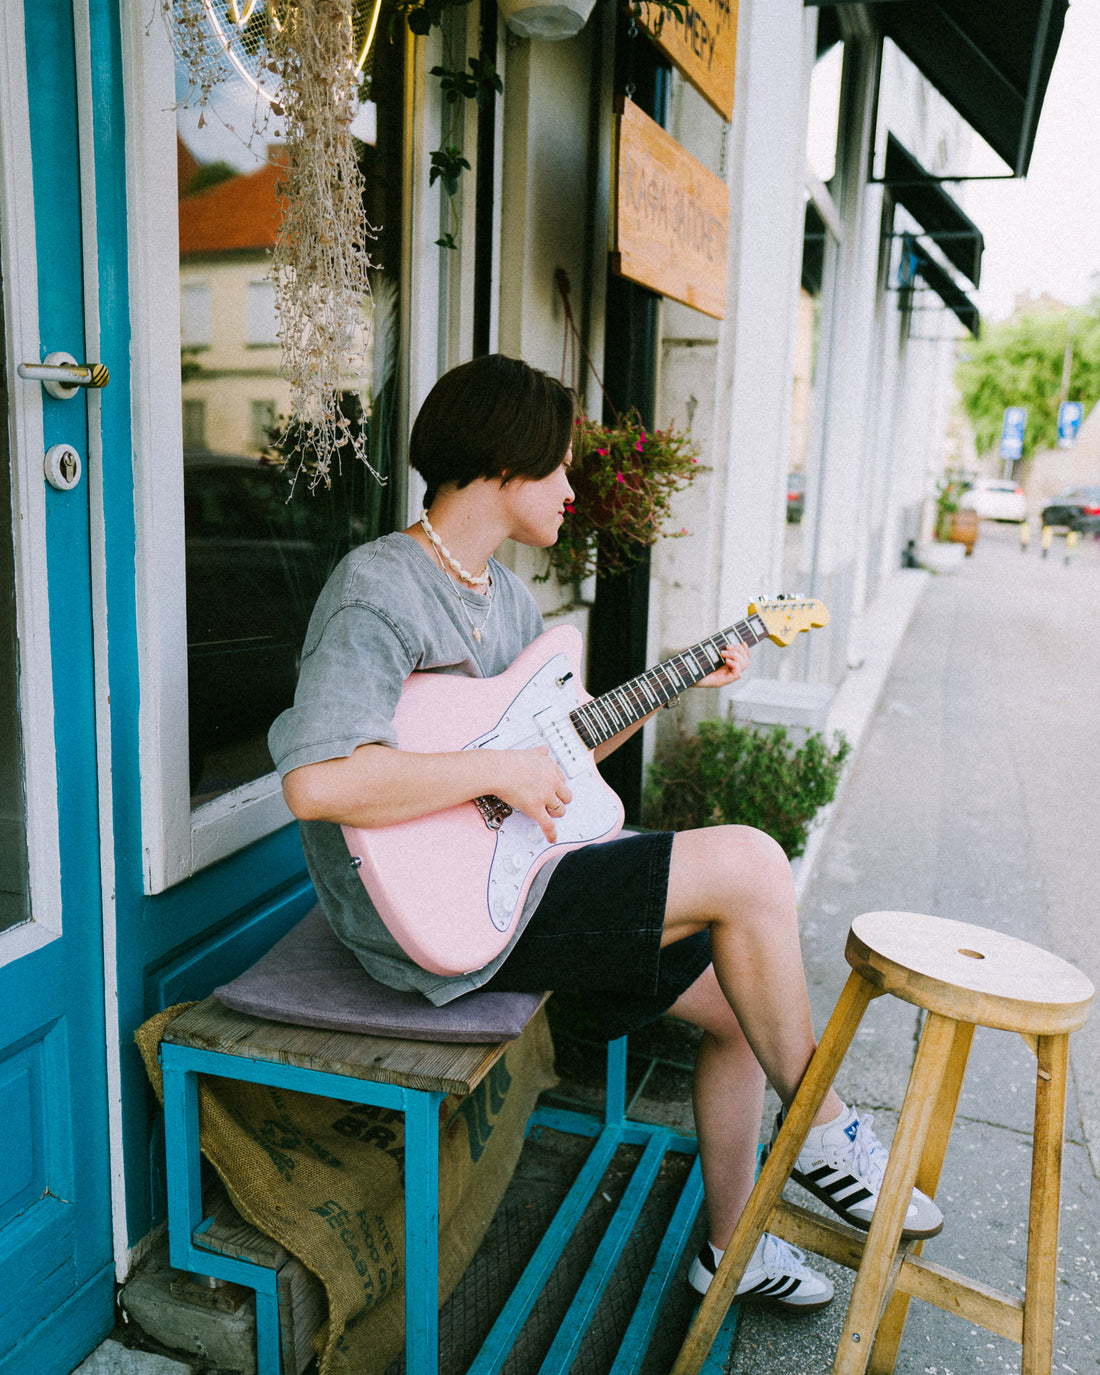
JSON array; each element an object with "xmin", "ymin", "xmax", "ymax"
[
  {"xmin": 435, "ymin": 232, "xmax": 459, "ymax": 251},
  {"xmin": 429, "ymin": 146, "xmax": 471, "ymax": 197},
  {"xmin": 467, "ymin": 55, "xmax": 503, "ymax": 110},
  {"xmin": 429, "ymin": 64, "xmax": 479, "ymax": 103}
]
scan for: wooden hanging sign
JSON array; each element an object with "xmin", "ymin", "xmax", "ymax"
[
  {"xmin": 636, "ymin": 0, "xmax": 738, "ymax": 122},
  {"xmin": 611, "ymin": 97, "xmax": 729, "ymax": 320}
]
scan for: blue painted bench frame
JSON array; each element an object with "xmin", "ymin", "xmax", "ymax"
[{"xmin": 160, "ymin": 1031, "xmax": 739, "ymax": 1373}]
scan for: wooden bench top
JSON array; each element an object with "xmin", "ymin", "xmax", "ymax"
[{"xmin": 161, "ymin": 994, "xmax": 547, "ymax": 1097}]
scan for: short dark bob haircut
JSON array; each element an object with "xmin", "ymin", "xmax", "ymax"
[{"xmin": 409, "ymin": 354, "xmax": 577, "ymax": 507}]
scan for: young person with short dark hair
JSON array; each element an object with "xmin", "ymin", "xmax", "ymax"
[{"xmin": 270, "ymin": 354, "xmax": 942, "ymax": 1312}]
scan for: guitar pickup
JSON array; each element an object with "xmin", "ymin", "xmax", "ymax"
[{"xmin": 536, "ymin": 710, "xmax": 589, "ymax": 777}]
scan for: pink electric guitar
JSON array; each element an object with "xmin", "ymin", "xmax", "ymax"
[{"xmin": 343, "ymin": 598, "xmax": 829, "ymax": 976}]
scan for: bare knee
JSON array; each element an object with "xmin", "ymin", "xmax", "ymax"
[{"xmin": 666, "ymin": 825, "xmax": 794, "ymax": 929}]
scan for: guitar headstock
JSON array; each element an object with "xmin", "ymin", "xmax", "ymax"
[{"xmin": 748, "ymin": 596, "xmax": 830, "ymax": 646}]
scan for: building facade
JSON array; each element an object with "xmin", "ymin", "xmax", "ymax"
[{"xmin": 0, "ymin": 1, "xmax": 1064, "ymax": 1369}]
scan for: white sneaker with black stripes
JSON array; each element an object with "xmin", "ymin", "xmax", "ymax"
[
  {"xmin": 777, "ymin": 1104, "xmax": 944, "ymax": 1240},
  {"xmin": 687, "ymin": 1233, "xmax": 834, "ymax": 1311}
]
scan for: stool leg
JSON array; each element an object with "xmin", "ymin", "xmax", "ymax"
[
  {"xmin": 834, "ymin": 1010, "xmax": 959, "ymax": 1375},
  {"xmin": 868, "ymin": 1018, "xmax": 975, "ymax": 1375},
  {"xmin": 670, "ymin": 970, "xmax": 878, "ymax": 1375},
  {"xmin": 403, "ymin": 1088, "xmax": 445, "ymax": 1374},
  {"xmin": 1022, "ymin": 1032, "xmax": 1069, "ymax": 1375}
]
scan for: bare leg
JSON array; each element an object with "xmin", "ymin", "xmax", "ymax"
[
  {"xmin": 666, "ymin": 965, "xmax": 765, "ymax": 1247},
  {"xmin": 662, "ymin": 826, "xmax": 843, "ymax": 1126}
]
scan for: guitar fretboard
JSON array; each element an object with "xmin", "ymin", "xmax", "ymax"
[{"xmin": 569, "ymin": 613, "xmax": 771, "ymax": 750}]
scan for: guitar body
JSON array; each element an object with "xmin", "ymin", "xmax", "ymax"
[{"xmin": 341, "ymin": 624, "xmax": 625, "ymax": 976}]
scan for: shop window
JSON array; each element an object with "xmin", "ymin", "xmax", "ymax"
[
  {"xmin": 807, "ymin": 40, "xmax": 844, "ymax": 187},
  {"xmin": 176, "ymin": 42, "xmax": 405, "ymax": 812},
  {"xmin": 786, "ymin": 30, "xmax": 845, "ymax": 587},
  {"xmin": 130, "ymin": 10, "xmax": 408, "ymax": 889}
]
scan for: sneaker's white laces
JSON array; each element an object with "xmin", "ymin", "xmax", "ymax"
[
  {"xmin": 760, "ymin": 1231, "xmax": 811, "ymax": 1276},
  {"xmin": 847, "ymin": 1110, "xmax": 889, "ymax": 1191}
]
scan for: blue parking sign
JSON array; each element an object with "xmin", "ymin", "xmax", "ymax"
[
  {"xmin": 1000, "ymin": 406, "xmax": 1027, "ymax": 461},
  {"xmin": 1057, "ymin": 401, "xmax": 1083, "ymax": 449}
]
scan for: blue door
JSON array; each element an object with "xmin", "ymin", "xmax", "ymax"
[{"xmin": 0, "ymin": 1, "xmax": 117, "ymax": 1368}]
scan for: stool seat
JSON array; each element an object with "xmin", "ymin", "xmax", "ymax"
[{"xmin": 848, "ymin": 910, "xmax": 1094, "ymax": 1035}]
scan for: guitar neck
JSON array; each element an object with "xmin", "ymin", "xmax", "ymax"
[{"xmin": 569, "ymin": 611, "xmax": 773, "ymax": 750}]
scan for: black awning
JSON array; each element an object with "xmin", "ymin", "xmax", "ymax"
[
  {"xmin": 884, "ymin": 135, "xmax": 983, "ymax": 288},
  {"xmin": 806, "ymin": 0, "xmax": 1067, "ymax": 177},
  {"xmin": 914, "ymin": 251, "xmax": 980, "ymax": 338}
]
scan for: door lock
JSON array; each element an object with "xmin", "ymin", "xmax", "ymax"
[
  {"xmin": 44, "ymin": 443, "xmax": 82, "ymax": 492},
  {"xmin": 18, "ymin": 350, "xmax": 109, "ymax": 400}
]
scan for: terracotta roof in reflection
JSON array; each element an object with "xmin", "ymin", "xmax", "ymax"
[{"xmin": 178, "ymin": 147, "xmax": 287, "ymax": 255}]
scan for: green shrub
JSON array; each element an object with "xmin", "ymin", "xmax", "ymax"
[{"xmin": 643, "ymin": 716, "xmax": 852, "ymax": 859}]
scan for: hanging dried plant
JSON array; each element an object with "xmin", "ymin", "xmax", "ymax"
[
  {"xmin": 164, "ymin": 0, "xmax": 380, "ymax": 490},
  {"xmin": 266, "ymin": 0, "xmax": 379, "ymax": 489}
]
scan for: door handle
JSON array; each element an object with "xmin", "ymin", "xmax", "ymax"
[{"xmin": 18, "ymin": 350, "xmax": 109, "ymax": 399}]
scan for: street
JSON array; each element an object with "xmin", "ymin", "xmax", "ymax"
[{"xmin": 731, "ymin": 516, "xmax": 1100, "ymax": 1374}]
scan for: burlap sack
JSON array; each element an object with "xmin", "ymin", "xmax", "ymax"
[{"xmin": 137, "ymin": 1004, "xmax": 556, "ymax": 1374}]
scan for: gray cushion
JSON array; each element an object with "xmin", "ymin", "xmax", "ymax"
[{"xmin": 214, "ymin": 905, "xmax": 544, "ymax": 1043}]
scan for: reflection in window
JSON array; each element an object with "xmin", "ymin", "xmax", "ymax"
[
  {"xmin": 807, "ymin": 40, "xmax": 843, "ymax": 186},
  {"xmin": 0, "ymin": 319, "xmax": 30, "ymax": 933},
  {"xmin": 176, "ymin": 25, "xmax": 405, "ymax": 808},
  {"xmin": 182, "ymin": 398, "xmax": 207, "ymax": 450},
  {"xmin": 250, "ymin": 399, "xmax": 276, "ymax": 449},
  {"xmin": 245, "ymin": 280, "xmax": 278, "ymax": 346},
  {"xmin": 181, "ymin": 280, "xmax": 211, "ymax": 348}
]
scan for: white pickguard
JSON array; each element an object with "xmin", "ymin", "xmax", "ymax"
[{"xmin": 463, "ymin": 650, "xmax": 623, "ymax": 929}]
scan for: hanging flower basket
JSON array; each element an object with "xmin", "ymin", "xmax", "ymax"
[
  {"xmin": 497, "ymin": 0, "xmax": 597, "ymax": 39},
  {"xmin": 545, "ymin": 408, "xmax": 701, "ymax": 584}
]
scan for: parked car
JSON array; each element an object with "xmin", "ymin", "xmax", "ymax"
[
  {"xmin": 786, "ymin": 471, "xmax": 806, "ymax": 523},
  {"xmin": 1040, "ymin": 485, "xmax": 1100, "ymax": 534},
  {"xmin": 958, "ymin": 477, "xmax": 1027, "ymax": 523},
  {"xmin": 183, "ymin": 450, "xmax": 389, "ymax": 798}
]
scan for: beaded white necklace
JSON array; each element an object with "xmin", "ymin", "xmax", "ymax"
[
  {"xmin": 418, "ymin": 509, "xmax": 491, "ymax": 588},
  {"xmin": 420, "ymin": 514, "xmax": 495, "ymax": 643}
]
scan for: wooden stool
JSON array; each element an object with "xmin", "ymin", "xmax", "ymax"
[
  {"xmin": 157, "ymin": 906, "xmax": 712, "ymax": 1374},
  {"xmin": 673, "ymin": 910, "xmax": 1094, "ymax": 1375}
]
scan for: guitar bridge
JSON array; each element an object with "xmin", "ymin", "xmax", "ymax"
[{"xmin": 474, "ymin": 794, "xmax": 513, "ymax": 830}]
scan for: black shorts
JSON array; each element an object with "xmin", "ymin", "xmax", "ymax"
[{"xmin": 481, "ymin": 830, "xmax": 713, "ymax": 1041}]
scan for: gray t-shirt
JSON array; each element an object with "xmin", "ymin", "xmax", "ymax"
[{"xmin": 269, "ymin": 531, "xmax": 556, "ymax": 1003}]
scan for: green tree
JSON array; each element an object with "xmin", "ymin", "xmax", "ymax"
[{"xmin": 954, "ymin": 292, "xmax": 1100, "ymax": 460}]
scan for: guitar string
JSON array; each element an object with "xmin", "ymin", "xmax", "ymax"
[{"xmin": 570, "ymin": 618, "xmax": 769, "ymax": 746}]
